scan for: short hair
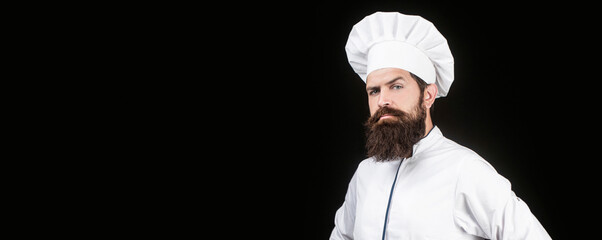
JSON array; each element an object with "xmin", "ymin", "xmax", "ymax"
[{"xmin": 410, "ymin": 72, "xmax": 434, "ymax": 114}]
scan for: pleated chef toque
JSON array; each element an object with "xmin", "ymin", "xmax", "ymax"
[{"xmin": 345, "ymin": 12, "xmax": 454, "ymax": 97}]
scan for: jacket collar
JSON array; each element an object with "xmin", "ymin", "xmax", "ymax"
[{"xmin": 411, "ymin": 126, "xmax": 442, "ymax": 158}]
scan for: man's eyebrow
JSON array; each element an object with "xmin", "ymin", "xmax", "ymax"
[
  {"xmin": 385, "ymin": 76, "xmax": 405, "ymax": 86},
  {"xmin": 366, "ymin": 76, "xmax": 405, "ymax": 91},
  {"xmin": 385, "ymin": 76, "xmax": 406, "ymax": 85},
  {"xmin": 366, "ymin": 85, "xmax": 379, "ymax": 92}
]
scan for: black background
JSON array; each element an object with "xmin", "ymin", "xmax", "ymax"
[
  {"xmin": 27, "ymin": 1, "xmax": 600, "ymax": 238},
  {"xmin": 284, "ymin": 1, "xmax": 601, "ymax": 239}
]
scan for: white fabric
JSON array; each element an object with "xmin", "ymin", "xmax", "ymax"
[
  {"xmin": 330, "ymin": 127, "xmax": 551, "ymax": 240},
  {"xmin": 345, "ymin": 12, "xmax": 454, "ymax": 98},
  {"xmin": 366, "ymin": 41, "xmax": 436, "ymax": 86}
]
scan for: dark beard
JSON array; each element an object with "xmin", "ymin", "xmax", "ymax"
[{"xmin": 364, "ymin": 104, "xmax": 426, "ymax": 162}]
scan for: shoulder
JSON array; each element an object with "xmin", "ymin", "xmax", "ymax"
[
  {"xmin": 354, "ymin": 157, "xmax": 403, "ymax": 182},
  {"xmin": 451, "ymin": 146, "xmax": 511, "ymax": 201},
  {"xmin": 430, "ymin": 134, "xmax": 510, "ymax": 188},
  {"xmin": 358, "ymin": 157, "xmax": 375, "ymax": 167},
  {"xmin": 421, "ymin": 134, "xmax": 489, "ymax": 170},
  {"xmin": 436, "ymin": 136, "xmax": 484, "ymax": 161},
  {"xmin": 440, "ymin": 138, "xmax": 506, "ymax": 182},
  {"xmin": 357, "ymin": 157, "xmax": 403, "ymax": 168},
  {"xmin": 350, "ymin": 158, "xmax": 377, "ymax": 179},
  {"xmin": 355, "ymin": 157, "xmax": 374, "ymax": 172}
]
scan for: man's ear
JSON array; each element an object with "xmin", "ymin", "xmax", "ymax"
[{"xmin": 424, "ymin": 84, "xmax": 438, "ymax": 108}]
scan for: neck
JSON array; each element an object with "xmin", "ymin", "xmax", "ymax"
[{"xmin": 424, "ymin": 112, "xmax": 433, "ymax": 137}]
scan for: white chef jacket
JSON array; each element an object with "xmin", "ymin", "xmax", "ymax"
[{"xmin": 330, "ymin": 126, "xmax": 551, "ymax": 240}]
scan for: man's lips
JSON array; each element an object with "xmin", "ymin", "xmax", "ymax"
[{"xmin": 379, "ymin": 114, "xmax": 395, "ymax": 120}]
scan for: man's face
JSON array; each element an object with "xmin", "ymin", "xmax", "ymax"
[
  {"xmin": 366, "ymin": 68, "xmax": 422, "ymax": 118},
  {"xmin": 364, "ymin": 68, "xmax": 426, "ymax": 161}
]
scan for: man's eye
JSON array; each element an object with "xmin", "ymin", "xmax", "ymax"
[
  {"xmin": 369, "ymin": 90, "xmax": 379, "ymax": 95},
  {"xmin": 392, "ymin": 85, "xmax": 403, "ymax": 90}
]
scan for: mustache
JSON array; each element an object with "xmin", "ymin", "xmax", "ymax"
[{"xmin": 366, "ymin": 107, "xmax": 410, "ymax": 125}]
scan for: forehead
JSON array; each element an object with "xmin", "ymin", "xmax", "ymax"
[{"xmin": 366, "ymin": 68, "xmax": 412, "ymax": 86}]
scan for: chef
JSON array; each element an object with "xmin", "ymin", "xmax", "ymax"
[{"xmin": 330, "ymin": 12, "xmax": 551, "ymax": 240}]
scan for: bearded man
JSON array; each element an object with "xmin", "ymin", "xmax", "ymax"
[{"xmin": 330, "ymin": 12, "xmax": 551, "ymax": 240}]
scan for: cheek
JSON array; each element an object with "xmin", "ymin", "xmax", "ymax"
[
  {"xmin": 368, "ymin": 99, "xmax": 379, "ymax": 116},
  {"xmin": 393, "ymin": 94, "xmax": 420, "ymax": 112}
]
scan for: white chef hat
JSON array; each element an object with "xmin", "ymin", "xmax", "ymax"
[{"xmin": 345, "ymin": 12, "xmax": 454, "ymax": 97}]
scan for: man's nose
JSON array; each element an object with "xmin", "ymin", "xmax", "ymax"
[{"xmin": 377, "ymin": 92, "xmax": 391, "ymax": 108}]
